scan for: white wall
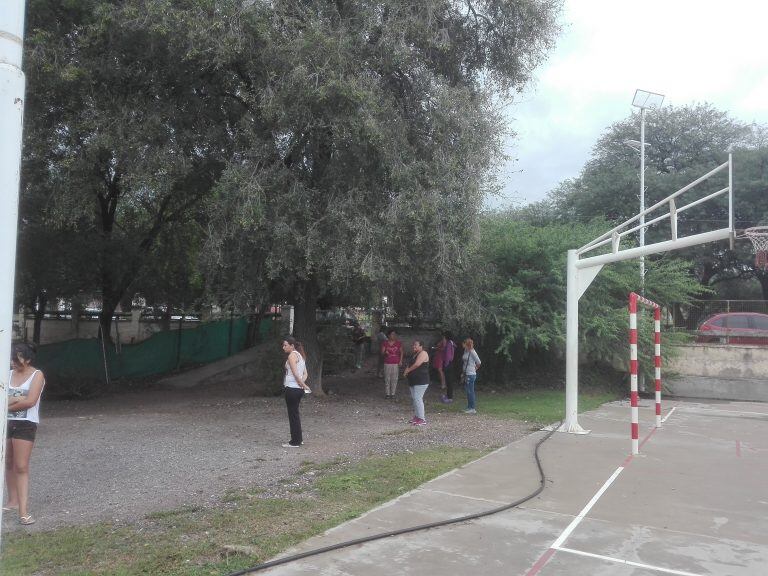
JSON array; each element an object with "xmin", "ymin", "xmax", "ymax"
[{"xmin": 667, "ymin": 344, "xmax": 768, "ymax": 401}]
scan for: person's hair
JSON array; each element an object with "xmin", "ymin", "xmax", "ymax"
[
  {"xmin": 443, "ymin": 330, "xmax": 453, "ymax": 340},
  {"xmin": 12, "ymin": 342, "xmax": 36, "ymax": 364},
  {"xmin": 463, "ymin": 338, "xmax": 474, "ymax": 350},
  {"xmin": 282, "ymin": 335, "xmax": 306, "ymax": 359},
  {"xmin": 412, "ymin": 339, "xmax": 424, "ymax": 349},
  {"xmin": 386, "ymin": 328, "xmax": 397, "ymax": 336}
]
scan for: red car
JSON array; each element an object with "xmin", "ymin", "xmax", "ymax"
[{"xmin": 696, "ymin": 312, "xmax": 768, "ymax": 345}]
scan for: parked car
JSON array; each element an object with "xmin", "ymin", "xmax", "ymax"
[{"xmin": 695, "ymin": 312, "xmax": 768, "ymax": 345}]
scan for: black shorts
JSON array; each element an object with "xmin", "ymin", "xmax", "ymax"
[{"xmin": 7, "ymin": 420, "xmax": 37, "ymax": 442}]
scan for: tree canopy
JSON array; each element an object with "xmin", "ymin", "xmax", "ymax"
[
  {"xmin": 18, "ymin": 0, "xmax": 564, "ymax": 388},
  {"xmin": 198, "ymin": 0, "xmax": 563, "ymax": 387}
]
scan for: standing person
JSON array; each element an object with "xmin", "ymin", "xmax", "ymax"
[
  {"xmin": 5, "ymin": 342, "xmax": 45, "ymax": 525},
  {"xmin": 440, "ymin": 331, "xmax": 457, "ymax": 404},
  {"xmin": 375, "ymin": 327, "xmax": 388, "ymax": 378},
  {"xmin": 381, "ymin": 329, "xmax": 403, "ymax": 399},
  {"xmin": 351, "ymin": 323, "xmax": 367, "ymax": 369},
  {"xmin": 461, "ymin": 338, "xmax": 482, "ymax": 414},
  {"xmin": 403, "ymin": 340, "xmax": 430, "ymax": 426},
  {"xmin": 281, "ymin": 336, "xmax": 310, "ymax": 448},
  {"xmin": 432, "ymin": 334, "xmax": 447, "ymax": 392}
]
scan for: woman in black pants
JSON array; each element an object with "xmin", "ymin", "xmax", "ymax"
[{"xmin": 281, "ymin": 336, "xmax": 310, "ymax": 448}]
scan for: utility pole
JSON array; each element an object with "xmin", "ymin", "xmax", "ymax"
[{"xmin": 0, "ymin": 0, "xmax": 27, "ymax": 544}]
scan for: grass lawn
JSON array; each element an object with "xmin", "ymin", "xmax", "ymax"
[
  {"xmin": 0, "ymin": 389, "xmax": 616, "ymax": 575},
  {"xmin": 445, "ymin": 388, "xmax": 618, "ymax": 424},
  {"xmin": 0, "ymin": 448, "xmax": 485, "ymax": 576}
]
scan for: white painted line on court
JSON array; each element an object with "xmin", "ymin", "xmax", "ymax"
[
  {"xmin": 554, "ymin": 546, "xmax": 705, "ymax": 576},
  {"xmin": 677, "ymin": 407, "xmax": 768, "ymax": 418},
  {"xmin": 662, "ymin": 406, "xmax": 676, "ymax": 423},
  {"xmin": 423, "ymin": 489, "xmax": 508, "ymax": 506},
  {"xmin": 550, "ymin": 466, "xmax": 624, "ymax": 549}
]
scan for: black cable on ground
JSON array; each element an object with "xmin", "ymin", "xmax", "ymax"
[{"xmin": 225, "ymin": 422, "xmax": 561, "ymax": 576}]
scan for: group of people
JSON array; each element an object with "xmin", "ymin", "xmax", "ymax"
[
  {"xmin": 279, "ymin": 330, "xmax": 481, "ymax": 446},
  {"xmin": 396, "ymin": 331, "xmax": 481, "ymax": 425}
]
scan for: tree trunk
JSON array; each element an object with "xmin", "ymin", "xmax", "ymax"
[
  {"xmin": 32, "ymin": 291, "xmax": 47, "ymax": 345},
  {"xmin": 99, "ymin": 289, "xmax": 121, "ymax": 345},
  {"xmin": 293, "ymin": 281, "xmax": 325, "ymax": 395}
]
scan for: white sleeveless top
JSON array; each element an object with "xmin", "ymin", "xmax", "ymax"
[
  {"xmin": 8, "ymin": 369, "xmax": 44, "ymax": 424},
  {"xmin": 283, "ymin": 351, "xmax": 306, "ymax": 389}
]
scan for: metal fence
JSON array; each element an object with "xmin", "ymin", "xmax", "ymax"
[{"xmin": 670, "ymin": 300, "xmax": 768, "ymax": 345}]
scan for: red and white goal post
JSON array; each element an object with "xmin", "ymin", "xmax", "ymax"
[{"xmin": 629, "ymin": 292, "xmax": 662, "ymax": 455}]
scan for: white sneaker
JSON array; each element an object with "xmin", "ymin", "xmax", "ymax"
[
  {"xmin": 463, "ymin": 408, "xmax": 477, "ymax": 414},
  {"xmin": 282, "ymin": 442, "xmax": 302, "ymax": 448}
]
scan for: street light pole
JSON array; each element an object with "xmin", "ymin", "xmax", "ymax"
[
  {"xmin": 630, "ymin": 89, "xmax": 663, "ymax": 394},
  {"xmin": 0, "ymin": 0, "xmax": 27, "ymax": 544},
  {"xmin": 640, "ymin": 106, "xmax": 646, "ymax": 285},
  {"xmin": 631, "ymin": 90, "xmax": 664, "ymax": 284}
]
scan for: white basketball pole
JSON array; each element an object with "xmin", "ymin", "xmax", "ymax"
[
  {"xmin": 560, "ymin": 250, "xmax": 590, "ymax": 434},
  {"xmin": 0, "ymin": 0, "xmax": 27, "ymax": 542},
  {"xmin": 563, "ymin": 152, "xmax": 733, "ymax": 436}
]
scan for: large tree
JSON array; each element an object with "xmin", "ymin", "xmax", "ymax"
[
  {"xmin": 20, "ymin": 1, "xmax": 241, "ymax": 340},
  {"xmin": 203, "ymin": 0, "xmax": 563, "ymax": 390}
]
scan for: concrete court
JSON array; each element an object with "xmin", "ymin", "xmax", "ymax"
[{"xmin": 258, "ymin": 398, "xmax": 768, "ymax": 576}]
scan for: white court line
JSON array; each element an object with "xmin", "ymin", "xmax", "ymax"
[
  {"xmin": 551, "ymin": 466, "xmax": 624, "ymax": 549},
  {"xmin": 662, "ymin": 406, "xmax": 676, "ymax": 423},
  {"xmin": 423, "ymin": 489, "xmax": 508, "ymax": 506},
  {"xmin": 555, "ymin": 546, "xmax": 705, "ymax": 576},
  {"xmin": 679, "ymin": 408, "xmax": 768, "ymax": 418}
]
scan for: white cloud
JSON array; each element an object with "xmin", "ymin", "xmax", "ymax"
[{"xmin": 493, "ymin": 0, "xmax": 768, "ymax": 208}]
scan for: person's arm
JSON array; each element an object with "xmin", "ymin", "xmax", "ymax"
[
  {"xmin": 399, "ymin": 344, "xmax": 404, "ymax": 366},
  {"xmin": 8, "ymin": 372, "xmax": 45, "ymax": 411},
  {"xmin": 407, "ymin": 350, "xmax": 428, "ymax": 373},
  {"xmin": 287, "ymin": 352, "xmax": 309, "ymax": 389},
  {"xmin": 472, "ymin": 350, "xmax": 481, "ymax": 370}
]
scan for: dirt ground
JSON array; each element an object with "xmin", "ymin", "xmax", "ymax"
[{"xmin": 2, "ymin": 361, "xmax": 533, "ymax": 533}]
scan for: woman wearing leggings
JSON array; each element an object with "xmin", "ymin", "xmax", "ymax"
[
  {"xmin": 281, "ymin": 336, "xmax": 310, "ymax": 447},
  {"xmin": 403, "ymin": 340, "xmax": 430, "ymax": 426}
]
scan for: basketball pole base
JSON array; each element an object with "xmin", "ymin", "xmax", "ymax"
[{"xmin": 542, "ymin": 419, "xmax": 591, "ymax": 434}]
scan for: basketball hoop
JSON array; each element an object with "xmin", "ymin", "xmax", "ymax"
[{"xmin": 740, "ymin": 226, "xmax": 768, "ymax": 271}]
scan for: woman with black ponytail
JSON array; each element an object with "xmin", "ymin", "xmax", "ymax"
[
  {"xmin": 281, "ymin": 336, "xmax": 310, "ymax": 448},
  {"xmin": 5, "ymin": 342, "xmax": 45, "ymax": 525}
]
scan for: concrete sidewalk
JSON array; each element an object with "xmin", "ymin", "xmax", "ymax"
[{"xmin": 258, "ymin": 398, "xmax": 768, "ymax": 575}]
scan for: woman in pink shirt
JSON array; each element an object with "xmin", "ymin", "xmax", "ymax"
[{"xmin": 381, "ymin": 329, "xmax": 403, "ymax": 399}]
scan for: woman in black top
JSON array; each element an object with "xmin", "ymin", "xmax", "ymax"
[{"xmin": 403, "ymin": 340, "xmax": 430, "ymax": 426}]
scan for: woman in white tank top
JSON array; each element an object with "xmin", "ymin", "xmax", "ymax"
[
  {"xmin": 281, "ymin": 336, "xmax": 309, "ymax": 448},
  {"xmin": 5, "ymin": 342, "xmax": 45, "ymax": 525}
]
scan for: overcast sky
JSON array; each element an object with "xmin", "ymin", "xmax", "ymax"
[{"xmin": 493, "ymin": 0, "xmax": 768, "ymax": 209}]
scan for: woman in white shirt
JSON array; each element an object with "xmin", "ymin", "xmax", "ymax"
[
  {"xmin": 5, "ymin": 342, "xmax": 45, "ymax": 525},
  {"xmin": 281, "ymin": 336, "xmax": 310, "ymax": 448},
  {"xmin": 461, "ymin": 338, "xmax": 481, "ymax": 415}
]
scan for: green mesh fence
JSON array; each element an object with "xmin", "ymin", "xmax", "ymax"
[{"xmin": 37, "ymin": 317, "xmax": 273, "ymax": 381}]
